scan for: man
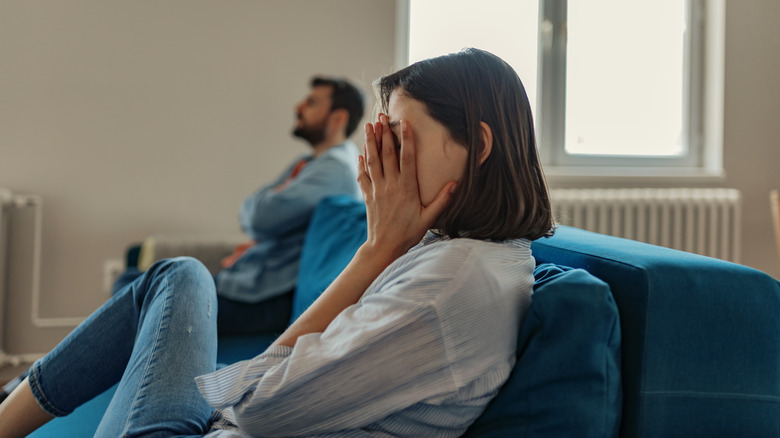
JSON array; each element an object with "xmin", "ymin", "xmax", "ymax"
[
  {"xmin": 214, "ymin": 76, "xmax": 365, "ymax": 334},
  {"xmin": 0, "ymin": 78, "xmax": 365, "ymax": 405}
]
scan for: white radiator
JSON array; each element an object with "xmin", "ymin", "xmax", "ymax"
[
  {"xmin": 0, "ymin": 189, "xmax": 67, "ymax": 365},
  {"xmin": 549, "ymin": 188, "xmax": 742, "ymax": 262}
]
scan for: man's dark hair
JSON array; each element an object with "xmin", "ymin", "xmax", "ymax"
[{"xmin": 311, "ymin": 76, "xmax": 365, "ymax": 137}]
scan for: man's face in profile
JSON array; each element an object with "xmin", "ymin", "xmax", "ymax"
[{"xmin": 293, "ymin": 85, "xmax": 333, "ymax": 146}]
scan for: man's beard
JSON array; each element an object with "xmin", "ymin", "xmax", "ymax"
[{"xmin": 292, "ymin": 120, "xmax": 327, "ymax": 146}]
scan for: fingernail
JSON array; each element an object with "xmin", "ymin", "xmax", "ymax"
[{"xmin": 450, "ymin": 183, "xmax": 459, "ymax": 194}]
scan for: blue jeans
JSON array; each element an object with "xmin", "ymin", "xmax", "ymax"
[
  {"xmin": 114, "ymin": 268, "xmax": 293, "ymax": 336},
  {"xmin": 29, "ymin": 257, "xmax": 218, "ymax": 437}
]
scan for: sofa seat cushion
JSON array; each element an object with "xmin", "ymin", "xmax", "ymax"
[{"xmin": 464, "ymin": 263, "xmax": 622, "ymax": 438}]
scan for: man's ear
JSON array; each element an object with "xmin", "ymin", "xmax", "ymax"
[
  {"xmin": 328, "ymin": 108, "xmax": 350, "ymax": 131},
  {"xmin": 478, "ymin": 121, "xmax": 494, "ymax": 165}
]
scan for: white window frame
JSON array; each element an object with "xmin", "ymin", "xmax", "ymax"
[{"xmin": 395, "ymin": 0, "xmax": 725, "ymax": 182}]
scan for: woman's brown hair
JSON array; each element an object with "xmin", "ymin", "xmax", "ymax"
[{"xmin": 377, "ymin": 48, "xmax": 554, "ymax": 241}]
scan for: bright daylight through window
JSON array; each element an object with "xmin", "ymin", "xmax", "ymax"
[{"xmin": 407, "ymin": 0, "xmax": 702, "ymax": 169}]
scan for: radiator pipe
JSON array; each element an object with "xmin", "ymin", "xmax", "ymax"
[{"xmin": 18, "ymin": 194, "xmax": 88, "ymax": 328}]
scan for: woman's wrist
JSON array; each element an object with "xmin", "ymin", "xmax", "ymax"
[
  {"xmin": 354, "ymin": 241, "xmax": 404, "ymax": 273},
  {"xmin": 271, "ymin": 242, "xmax": 402, "ymax": 349}
]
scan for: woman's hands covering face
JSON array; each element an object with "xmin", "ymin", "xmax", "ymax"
[{"xmin": 357, "ymin": 114, "xmax": 458, "ymax": 259}]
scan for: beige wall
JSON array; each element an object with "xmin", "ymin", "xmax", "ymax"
[
  {"xmin": 722, "ymin": 0, "xmax": 780, "ymax": 279},
  {"xmin": 0, "ymin": 0, "xmax": 397, "ymax": 353},
  {"xmin": 1, "ymin": 0, "xmax": 779, "ymax": 354}
]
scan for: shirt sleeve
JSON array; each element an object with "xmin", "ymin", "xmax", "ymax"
[
  {"xmin": 239, "ymin": 155, "xmax": 353, "ymax": 240},
  {"xmin": 195, "ymin": 281, "xmax": 458, "ymax": 437}
]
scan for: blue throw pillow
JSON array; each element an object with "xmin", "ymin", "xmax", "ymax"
[
  {"xmin": 464, "ymin": 263, "xmax": 622, "ymax": 437},
  {"xmin": 290, "ymin": 195, "xmax": 367, "ymax": 324}
]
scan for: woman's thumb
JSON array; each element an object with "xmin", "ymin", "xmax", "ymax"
[{"xmin": 421, "ymin": 181, "xmax": 458, "ymax": 227}]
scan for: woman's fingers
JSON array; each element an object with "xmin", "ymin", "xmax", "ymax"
[
  {"xmin": 358, "ymin": 123, "xmax": 378, "ymax": 200},
  {"xmin": 398, "ymin": 120, "xmax": 456, "ymax": 230},
  {"xmin": 356, "ymin": 153, "xmax": 371, "ymax": 199},
  {"xmin": 373, "ymin": 115, "xmax": 384, "ymax": 151},
  {"xmin": 359, "ymin": 117, "xmax": 457, "ymax": 255},
  {"xmin": 363, "ymin": 122, "xmax": 383, "ymax": 181},
  {"xmin": 398, "ymin": 120, "xmax": 419, "ymax": 195},
  {"xmin": 422, "ymin": 181, "xmax": 458, "ymax": 229},
  {"xmin": 361, "ymin": 114, "xmax": 402, "ymax": 193},
  {"xmin": 380, "ymin": 115, "xmax": 399, "ymax": 177}
]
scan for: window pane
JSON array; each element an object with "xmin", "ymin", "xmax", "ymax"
[
  {"xmin": 565, "ymin": 0, "xmax": 687, "ymax": 157},
  {"xmin": 408, "ymin": 0, "xmax": 539, "ymax": 111}
]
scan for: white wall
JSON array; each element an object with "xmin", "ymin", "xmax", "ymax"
[
  {"xmin": 1, "ymin": 0, "xmax": 779, "ymax": 354},
  {"xmin": 0, "ymin": 0, "xmax": 397, "ymax": 353}
]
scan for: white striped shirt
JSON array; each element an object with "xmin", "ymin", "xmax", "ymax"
[{"xmin": 197, "ymin": 232, "xmax": 535, "ymax": 437}]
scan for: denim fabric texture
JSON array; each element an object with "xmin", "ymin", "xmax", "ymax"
[
  {"xmin": 113, "ymin": 267, "xmax": 292, "ymax": 336},
  {"xmin": 29, "ymin": 257, "xmax": 218, "ymax": 437}
]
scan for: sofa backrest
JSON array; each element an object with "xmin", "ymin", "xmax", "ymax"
[
  {"xmin": 532, "ymin": 226, "xmax": 780, "ymax": 437},
  {"xmin": 291, "ymin": 195, "xmax": 367, "ymax": 323}
]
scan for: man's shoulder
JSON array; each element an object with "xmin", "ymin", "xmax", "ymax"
[{"xmin": 317, "ymin": 141, "xmax": 359, "ymax": 162}]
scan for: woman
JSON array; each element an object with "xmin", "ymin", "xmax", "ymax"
[{"xmin": 0, "ymin": 48, "xmax": 553, "ymax": 437}]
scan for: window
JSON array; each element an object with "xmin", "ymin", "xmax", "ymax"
[
  {"xmin": 402, "ymin": 0, "xmax": 724, "ymax": 175},
  {"xmin": 408, "ymin": 0, "xmax": 540, "ymax": 111}
]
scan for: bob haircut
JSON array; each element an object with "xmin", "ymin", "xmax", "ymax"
[{"xmin": 376, "ymin": 48, "xmax": 554, "ymax": 241}]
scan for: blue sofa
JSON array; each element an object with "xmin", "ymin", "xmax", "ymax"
[{"xmin": 31, "ymin": 195, "xmax": 780, "ymax": 437}]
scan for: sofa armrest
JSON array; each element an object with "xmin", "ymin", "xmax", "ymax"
[
  {"xmin": 137, "ymin": 234, "xmax": 246, "ymax": 274},
  {"xmin": 532, "ymin": 226, "xmax": 780, "ymax": 437}
]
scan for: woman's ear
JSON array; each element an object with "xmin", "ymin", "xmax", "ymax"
[{"xmin": 478, "ymin": 121, "xmax": 494, "ymax": 165}]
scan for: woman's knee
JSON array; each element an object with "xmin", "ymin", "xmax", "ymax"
[
  {"xmin": 135, "ymin": 257, "xmax": 216, "ymax": 305},
  {"xmin": 148, "ymin": 257, "xmax": 211, "ymax": 282},
  {"xmin": 168, "ymin": 256, "xmax": 211, "ymax": 277}
]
